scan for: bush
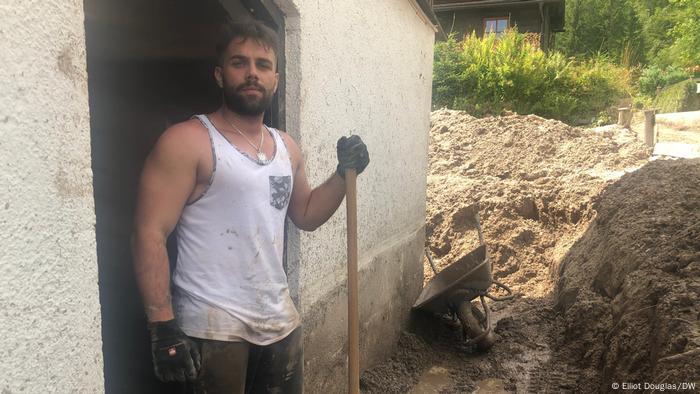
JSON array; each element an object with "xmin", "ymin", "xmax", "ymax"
[
  {"xmin": 433, "ymin": 31, "xmax": 631, "ymax": 124},
  {"xmin": 632, "ymin": 94, "xmax": 653, "ymax": 109},
  {"xmin": 654, "ymin": 79, "xmax": 700, "ymax": 113},
  {"xmin": 638, "ymin": 65, "xmax": 692, "ymax": 96}
]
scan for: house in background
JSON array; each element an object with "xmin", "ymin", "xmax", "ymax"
[{"xmin": 433, "ymin": 0, "xmax": 565, "ymax": 50}]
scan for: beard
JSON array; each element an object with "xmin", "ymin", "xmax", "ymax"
[{"xmin": 222, "ymin": 78, "xmax": 274, "ymax": 117}]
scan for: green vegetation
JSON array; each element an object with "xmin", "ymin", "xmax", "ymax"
[
  {"xmin": 638, "ymin": 65, "xmax": 692, "ymax": 96},
  {"xmin": 555, "ymin": 0, "xmax": 645, "ymax": 66},
  {"xmin": 556, "ymin": 0, "xmax": 700, "ymax": 71},
  {"xmin": 667, "ymin": 0, "xmax": 700, "ymax": 70},
  {"xmin": 432, "ymin": 0, "xmax": 699, "ymax": 122},
  {"xmin": 556, "ymin": 0, "xmax": 699, "ymax": 111},
  {"xmin": 654, "ymin": 79, "xmax": 700, "ymax": 113},
  {"xmin": 433, "ymin": 32, "xmax": 631, "ymax": 124}
]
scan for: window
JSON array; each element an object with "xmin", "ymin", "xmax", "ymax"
[{"xmin": 483, "ymin": 17, "xmax": 509, "ymax": 37}]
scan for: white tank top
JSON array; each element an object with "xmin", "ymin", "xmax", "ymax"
[{"xmin": 172, "ymin": 114, "xmax": 300, "ymax": 345}]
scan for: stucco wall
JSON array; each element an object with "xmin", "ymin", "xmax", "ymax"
[
  {"xmin": 0, "ymin": 1, "xmax": 104, "ymax": 393},
  {"xmin": 0, "ymin": 0, "xmax": 434, "ymax": 391},
  {"xmin": 279, "ymin": 0, "xmax": 435, "ymax": 391}
]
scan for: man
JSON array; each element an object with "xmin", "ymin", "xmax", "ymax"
[{"xmin": 132, "ymin": 20, "xmax": 369, "ymax": 393}]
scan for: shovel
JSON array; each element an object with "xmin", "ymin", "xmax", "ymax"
[{"xmin": 345, "ymin": 168, "xmax": 359, "ymax": 394}]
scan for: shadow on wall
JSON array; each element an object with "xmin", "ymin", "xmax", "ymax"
[
  {"xmin": 88, "ymin": 58, "xmax": 220, "ymax": 394},
  {"xmin": 84, "ymin": 0, "xmax": 280, "ymax": 392}
]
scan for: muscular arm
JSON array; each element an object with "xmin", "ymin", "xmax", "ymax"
[
  {"xmin": 132, "ymin": 124, "xmax": 202, "ymax": 322},
  {"xmin": 284, "ymin": 134, "xmax": 347, "ymax": 231}
]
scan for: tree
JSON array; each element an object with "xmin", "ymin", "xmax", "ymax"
[
  {"xmin": 666, "ymin": 0, "xmax": 700, "ymax": 69},
  {"xmin": 630, "ymin": 0, "xmax": 675, "ymax": 66},
  {"xmin": 555, "ymin": 0, "xmax": 699, "ymax": 70},
  {"xmin": 555, "ymin": 0, "xmax": 645, "ymax": 65}
]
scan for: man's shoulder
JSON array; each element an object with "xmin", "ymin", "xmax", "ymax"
[
  {"xmin": 158, "ymin": 117, "xmax": 209, "ymax": 146},
  {"xmin": 276, "ymin": 128, "xmax": 298, "ymax": 148},
  {"xmin": 275, "ymin": 129, "xmax": 303, "ymax": 170},
  {"xmin": 151, "ymin": 117, "xmax": 210, "ymax": 161},
  {"xmin": 164, "ymin": 117, "xmax": 208, "ymax": 138}
]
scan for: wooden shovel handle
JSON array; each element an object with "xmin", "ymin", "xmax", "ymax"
[{"xmin": 345, "ymin": 169, "xmax": 359, "ymax": 394}]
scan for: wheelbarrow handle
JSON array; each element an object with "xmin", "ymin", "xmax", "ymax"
[
  {"xmin": 485, "ymin": 279, "xmax": 516, "ymax": 301},
  {"xmin": 425, "ymin": 247, "xmax": 438, "ymax": 275},
  {"xmin": 474, "ymin": 210, "xmax": 485, "ymax": 247},
  {"xmin": 472, "ymin": 206, "xmax": 491, "ymax": 273}
]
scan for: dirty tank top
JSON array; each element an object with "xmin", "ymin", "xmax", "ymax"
[{"xmin": 172, "ymin": 114, "xmax": 300, "ymax": 345}]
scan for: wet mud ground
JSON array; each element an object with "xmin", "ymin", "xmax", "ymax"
[{"xmin": 361, "ymin": 294, "xmax": 595, "ymax": 393}]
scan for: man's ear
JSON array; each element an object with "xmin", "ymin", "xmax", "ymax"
[
  {"xmin": 214, "ymin": 66, "xmax": 223, "ymax": 88},
  {"xmin": 273, "ymin": 72, "xmax": 279, "ymax": 94}
]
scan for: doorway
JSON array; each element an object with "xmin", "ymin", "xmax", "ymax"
[{"xmin": 84, "ymin": 1, "xmax": 283, "ymax": 392}]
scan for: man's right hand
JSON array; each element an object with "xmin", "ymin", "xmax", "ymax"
[{"xmin": 148, "ymin": 319, "xmax": 201, "ymax": 382}]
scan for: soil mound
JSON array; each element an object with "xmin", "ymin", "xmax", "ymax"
[
  {"xmin": 556, "ymin": 158, "xmax": 700, "ymax": 388},
  {"xmin": 360, "ymin": 110, "xmax": 686, "ymax": 392},
  {"xmin": 426, "ymin": 109, "xmax": 651, "ymax": 296}
]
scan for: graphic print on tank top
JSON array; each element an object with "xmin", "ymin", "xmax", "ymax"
[{"xmin": 269, "ymin": 175, "xmax": 291, "ymax": 209}]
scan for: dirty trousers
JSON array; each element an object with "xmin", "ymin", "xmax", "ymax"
[{"xmin": 187, "ymin": 327, "xmax": 302, "ymax": 394}]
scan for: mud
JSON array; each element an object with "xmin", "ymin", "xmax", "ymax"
[
  {"xmin": 556, "ymin": 158, "xmax": 700, "ymax": 389},
  {"xmin": 361, "ymin": 110, "xmax": 699, "ymax": 392},
  {"xmin": 424, "ymin": 110, "xmax": 650, "ymax": 297}
]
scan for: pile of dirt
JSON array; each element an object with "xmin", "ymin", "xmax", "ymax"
[
  {"xmin": 556, "ymin": 158, "xmax": 700, "ymax": 388},
  {"xmin": 425, "ymin": 109, "xmax": 651, "ymax": 296},
  {"xmin": 360, "ymin": 109, "xmax": 690, "ymax": 393}
]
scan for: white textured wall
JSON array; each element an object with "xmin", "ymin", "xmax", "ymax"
[
  {"xmin": 0, "ymin": 0, "xmax": 433, "ymax": 390},
  {"xmin": 0, "ymin": 1, "xmax": 104, "ymax": 393},
  {"xmin": 280, "ymin": 0, "xmax": 435, "ymax": 311}
]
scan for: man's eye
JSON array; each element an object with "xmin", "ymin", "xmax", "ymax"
[
  {"xmin": 231, "ymin": 61, "xmax": 244, "ymax": 67},
  {"xmin": 257, "ymin": 63, "xmax": 272, "ymax": 70}
]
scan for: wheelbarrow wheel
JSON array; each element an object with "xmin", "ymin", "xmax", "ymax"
[
  {"xmin": 456, "ymin": 298, "xmax": 496, "ymax": 351},
  {"xmin": 470, "ymin": 302, "xmax": 486, "ymax": 322}
]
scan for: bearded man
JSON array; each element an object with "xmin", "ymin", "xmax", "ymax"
[{"xmin": 132, "ymin": 20, "xmax": 369, "ymax": 393}]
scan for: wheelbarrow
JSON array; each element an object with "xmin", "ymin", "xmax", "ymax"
[{"xmin": 413, "ymin": 203, "xmax": 514, "ymax": 351}]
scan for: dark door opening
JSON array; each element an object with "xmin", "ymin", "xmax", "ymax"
[{"xmin": 84, "ymin": 1, "xmax": 283, "ymax": 392}]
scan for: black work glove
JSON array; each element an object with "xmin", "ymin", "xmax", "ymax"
[
  {"xmin": 148, "ymin": 319, "xmax": 201, "ymax": 382},
  {"xmin": 336, "ymin": 135, "xmax": 370, "ymax": 179}
]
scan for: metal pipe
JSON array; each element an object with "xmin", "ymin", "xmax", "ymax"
[{"xmin": 425, "ymin": 247, "xmax": 439, "ymax": 275}]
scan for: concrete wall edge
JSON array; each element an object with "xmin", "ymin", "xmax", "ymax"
[{"xmin": 301, "ymin": 223, "xmax": 425, "ymax": 304}]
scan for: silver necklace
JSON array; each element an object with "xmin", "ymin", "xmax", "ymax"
[{"xmin": 225, "ymin": 115, "xmax": 267, "ymax": 161}]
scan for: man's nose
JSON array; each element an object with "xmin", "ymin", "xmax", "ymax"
[{"xmin": 246, "ymin": 63, "xmax": 259, "ymax": 80}]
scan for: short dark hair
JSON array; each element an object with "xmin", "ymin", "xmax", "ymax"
[{"xmin": 216, "ymin": 20, "xmax": 279, "ymax": 66}]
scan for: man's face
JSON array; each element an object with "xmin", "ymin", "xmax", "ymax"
[{"xmin": 215, "ymin": 38, "xmax": 279, "ymax": 117}]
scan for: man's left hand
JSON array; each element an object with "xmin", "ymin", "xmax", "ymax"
[{"xmin": 336, "ymin": 135, "xmax": 369, "ymax": 178}]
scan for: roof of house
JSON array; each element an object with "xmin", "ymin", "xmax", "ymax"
[
  {"xmin": 416, "ymin": 0, "xmax": 448, "ymax": 39},
  {"xmin": 433, "ymin": 0, "xmax": 565, "ymax": 32},
  {"xmin": 434, "ymin": 0, "xmax": 563, "ymax": 12}
]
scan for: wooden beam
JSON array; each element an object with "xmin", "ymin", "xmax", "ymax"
[{"xmin": 434, "ymin": 0, "xmax": 563, "ymax": 12}]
